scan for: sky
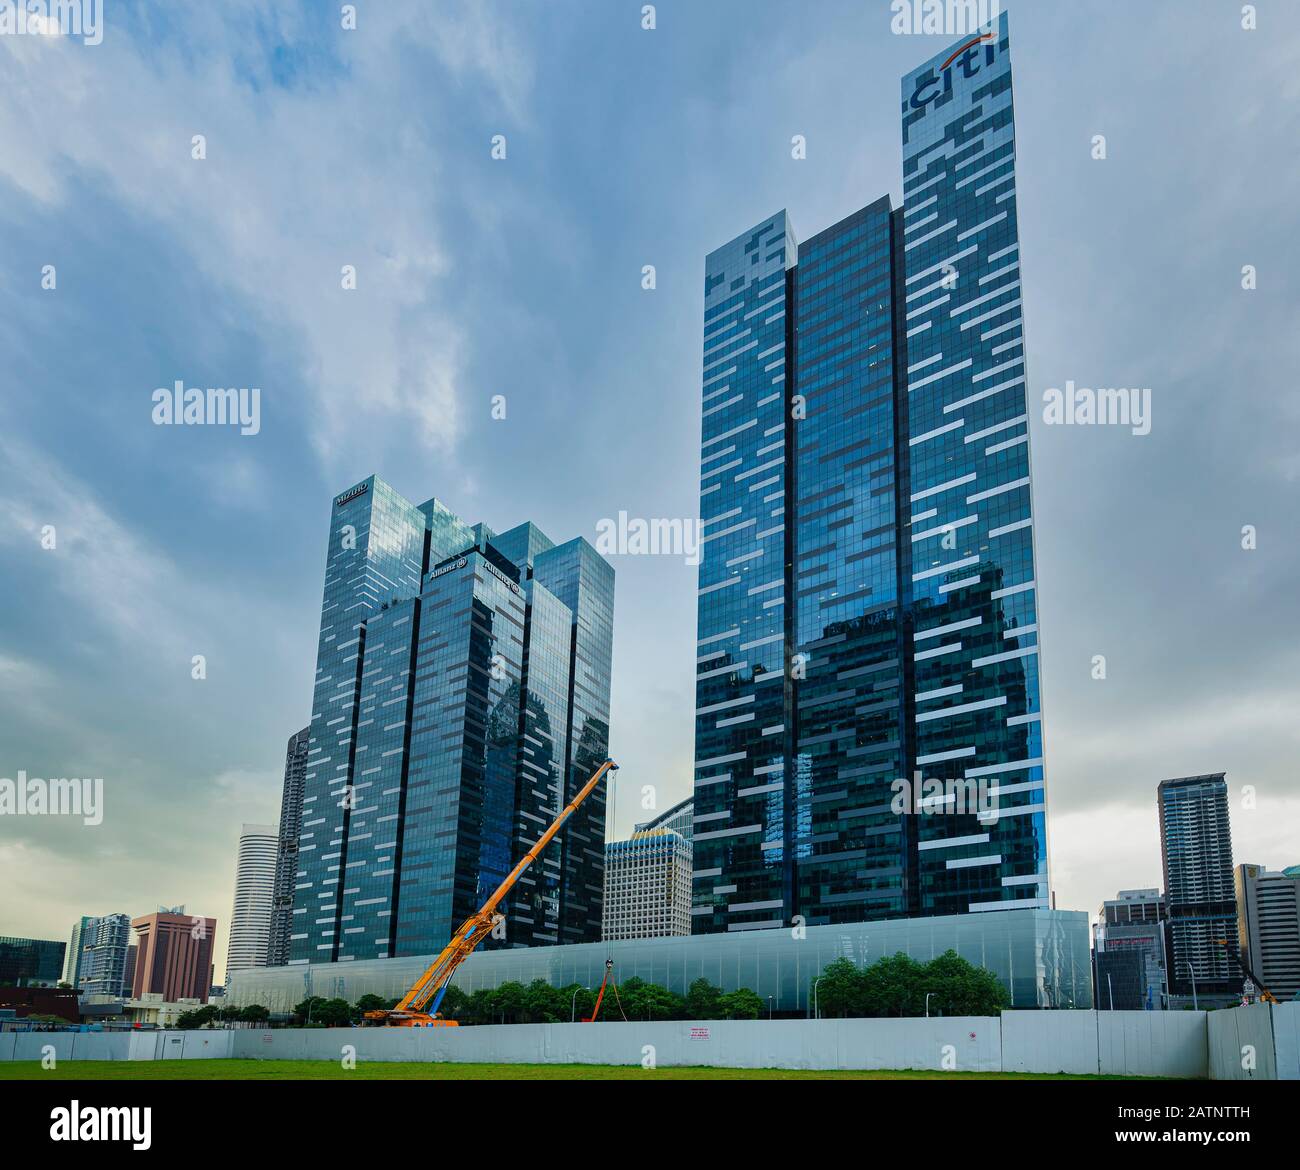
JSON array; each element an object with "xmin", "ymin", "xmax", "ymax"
[{"xmin": 1, "ymin": 0, "xmax": 1297, "ymax": 983}]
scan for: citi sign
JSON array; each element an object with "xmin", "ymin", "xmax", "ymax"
[{"xmin": 908, "ymin": 31, "xmax": 999, "ymax": 111}]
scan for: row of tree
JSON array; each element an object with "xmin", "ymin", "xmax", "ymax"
[
  {"xmin": 286, "ymin": 978, "xmax": 765, "ymax": 1027},
  {"xmin": 198, "ymin": 952, "xmax": 1005, "ymax": 1029},
  {"xmin": 814, "ymin": 951, "xmax": 1009, "ymax": 1017},
  {"xmin": 174, "ymin": 1003, "xmax": 271, "ymax": 1029}
]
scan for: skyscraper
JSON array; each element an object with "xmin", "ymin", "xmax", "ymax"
[
  {"xmin": 78, "ymin": 913, "xmax": 132, "ymax": 997},
  {"xmin": 267, "ymin": 726, "xmax": 309, "ymax": 968},
  {"xmin": 692, "ymin": 13, "xmax": 1048, "ymax": 933},
  {"xmin": 63, "ymin": 915, "xmax": 92, "ymax": 986},
  {"xmin": 1235, "ymin": 862, "xmax": 1299, "ymax": 1002},
  {"xmin": 1158, "ymin": 773, "xmax": 1238, "ymax": 1000},
  {"xmin": 603, "ymin": 827, "xmax": 692, "ymax": 941},
  {"xmin": 130, "ymin": 910, "xmax": 216, "ymax": 1002},
  {"xmin": 226, "ymin": 823, "xmax": 279, "ymax": 980},
  {"xmin": 289, "ymin": 477, "xmax": 613, "ymax": 964}
]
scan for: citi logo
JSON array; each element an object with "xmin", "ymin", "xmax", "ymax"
[
  {"xmin": 50, "ymin": 1101, "xmax": 151, "ymax": 1150},
  {"xmin": 908, "ymin": 31, "xmax": 999, "ymax": 110}
]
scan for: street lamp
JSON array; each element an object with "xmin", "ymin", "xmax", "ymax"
[
  {"xmin": 812, "ymin": 978, "xmax": 822, "ymax": 1020},
  {"xmin": 925, "ymin": 991, "xmax": 934, "ymax": 1018},
  {"xmin": 571, "ymin": 986, "xmax": 589, "ymax": 1023},
  {"xmin": 767, "ymin": 995, "xmax": 774, "ymax": 1021}
]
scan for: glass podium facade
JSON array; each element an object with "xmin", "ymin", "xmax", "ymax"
[
  {"xmin": 693, "ymin": 13, "xmax": 1049, "ymax": 932},
  {"xmin": 231, "ymin": 908, "xmax": 1092, "ymax": 1013},
  {"xmin": 289, "ymin": 477, "xmax": 613, "ymax": 964}
]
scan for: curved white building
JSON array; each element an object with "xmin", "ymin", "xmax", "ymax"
[{"xmin": 226, "ymin": 822, "xmax": 279, "ymax": 982}]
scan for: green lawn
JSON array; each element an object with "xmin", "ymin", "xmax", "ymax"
[{"xmin": 0, "ymin": 1059, "xmax": 1144, "ymax": 1080}]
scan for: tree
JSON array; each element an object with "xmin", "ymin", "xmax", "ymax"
[
  {"xmin": 861, "ymin": 952, "xmax": 926, "ymax": 1017},
  {"xmin": 354, "ymin": 993, "xmax": 391, "ymax": 1016},
  {"xmin": 560, "ymin": 983, "xmax": 596, "ymax": 1022},
  {"xmin": 919, "ymin": 950, "xmax": 1007, "ymax": 1016},
  {"xmin": 175, "ymin": 1004, "xmax": 219, "ymax": 1030},
  {"xmin": 616, "ymin": 977, "xmax": 685, "ymax": 1022},
  {"xmin": 238, "ymin": 1004, "xmax": 270, "ymax": 1024},
  {"xmin": 522, "ymin": 978, "xmax": 567, "ymax": 1023},
  {"xmin": 310, "ymin": 997, "xmax": 352, "ymax": 1027},
  {"xmin": 292, "ymin": 995, "xmax": 329, "ymax": 1026},
  {"xmin": 686, "ymin": 978, "xmax": 724, "ymax": 1020},
  {"xmin": 816, "ymin": 956, "xmax": 866, "ymax": 1017},
  {"xmin": 717, "ymin": 987, "xmax": 763, "ymax": 1020}
]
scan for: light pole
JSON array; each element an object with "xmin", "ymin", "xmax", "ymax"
[
  {"xmin": 812, "ymin": 978, "xmax": 822, "ymax": 1020},
  {"xmin": 768, "ymin": 996, "xmax": 774, "ymax": 1020},
  {"xmin": 1187, "ymin": 960, "xmax": 1199, "ymax": 1012},
  {"xmin": 571, "ymin": 987, "xmax": 589, "ymax": 1023},
  {"xmin": 1107, "ymin": 973, "xmax": 1114, "ymax": 1011},
  {"xmin": 925, "ymin": 991, "xmax": 934, "ymax": 1018}
]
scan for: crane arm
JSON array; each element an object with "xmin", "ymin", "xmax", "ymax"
[{"xmin": 367, "ymin": 758, "xmax": 619, "ymax": 1025}]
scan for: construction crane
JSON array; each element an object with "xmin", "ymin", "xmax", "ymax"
[
  {"xmin": 584, "ymin": 957, "xmax": 628, "ymax": 1023},
  {"xmin": 1214, "ymin": 938, "xmax": 1280, "ymax": 1005},
  {"xmin": 364, "ymin": 758, "xmax": 619, "ymax": 1027}
]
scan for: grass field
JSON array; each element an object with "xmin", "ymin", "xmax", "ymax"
[{"xmin": 0, "ymin": 1059, "xmax": 1142, "ymax": 1080}]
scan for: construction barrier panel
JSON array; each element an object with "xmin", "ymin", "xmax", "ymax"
[{"xmin": 1, "ymin": 1005, "xmax": 1292, "ymax": 1077}]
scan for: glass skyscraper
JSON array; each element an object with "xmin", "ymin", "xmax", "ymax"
[
  {"xmin": 693, "ymin": 13, "xmax": 1049, "ymax": 933},
  {"xmin": 1159, "ymin": 773, "xmax": 1238, "ymax": 999},
  {"xmin": 289, "ymin": 477, "xmax": 613, "ymax": 964}
]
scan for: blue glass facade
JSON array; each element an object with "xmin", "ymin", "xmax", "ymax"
[
  {"xmin": 289, "ymin": 477, "xmax": 614, "ymax": 963},
  {"xmin": 693, "ymin": 14, "xmax": 1049, "ymax": 933}
]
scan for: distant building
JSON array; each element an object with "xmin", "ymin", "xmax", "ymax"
[
  {"xmin": 63, "ymin": 916, "xmax": 92, "ymax": 986},
  {"xmin": 603, "ymin": 828, "xmax": 692, "ymax": 941},
  {"xmin": 78, "ymin": 913, "xmax": 132, "ymax": 997},
  {"xmin": 226, "ymin": 823, "xmax": 279, "ymax": 980},
  {"xmin": 634, "ymin": 796, "xmax": 694, "ymax": 842},
  {"xmin": 121, "ymin": 944, "xmax": 138, "ymax": 996},
  {"xmin": 1235, "ymin": 863, "xmax": 1300, "ymax": 1002},
  {"xmin": 267, "ymin": 726, "xmax": 309, "ymax": 967},
  {"xmin": 131, "ymin": 911, "xmax": 216, "ymax": 1003},
  {"xmin": 1093, "ymin": 889, "xmax": 1167, "ymax": 1009},
  {"xmin": 1158, "ymin": 774, "xmax": 1238, "ymax": 1001},
  {"xmin": 0, "ymin": 985, "xmax": 80, "ymax": 1024},
  {"xmin": 0, "ymin": 936, "xmax": 66, "ymax": 986}
]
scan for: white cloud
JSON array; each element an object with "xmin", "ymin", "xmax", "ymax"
[{"xmin": 0, "ymin": 2, "xmax": 532, "ymax": 468}]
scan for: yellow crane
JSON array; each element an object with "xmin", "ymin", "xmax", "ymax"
[{"xmin": 364, "ymin": 758, "xmax": 619, "ymax": 1026}]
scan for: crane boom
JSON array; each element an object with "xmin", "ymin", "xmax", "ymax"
[{"xmin": 364, "ymin": 758, "xmax": 619, "ymax": 1026}]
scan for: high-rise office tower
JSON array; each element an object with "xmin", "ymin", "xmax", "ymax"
[
  {"xmin": 1158, "ymin": 773, "xmax": 1238, "ymax": 999},
  {"xmin": 226, "ymin": 823, "xmax": 279, "ymax": 980},
  {"xmin": 130, "ymin": 910, "xmax": 216, "ymax": 1002},
  {"xmin": 63, "ymin": 915, "xmax": 92, "ymax": 985},
  {"xmin": 78, "ymin": 913, "xmax": 132, "ymax": 997},
  {"xmin": 267, "ymin": 727, "xmax": 309, "ymax": 967},
  {"xmin": 692, "ymin": 13, "xmax": 1048, "ymax": 932},
  {"xmin": 603, "ymin": 827, "xmax": 693, "ymax": 941},
  {"xmin": 1235, "ymin": 863, "xmax": 1300, "ymax": 1002},
  {"xmin": 289, "ymin": 477, "xmax": 613, "ymax": 964}
]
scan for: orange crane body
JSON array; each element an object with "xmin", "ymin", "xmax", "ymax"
[{"xmin": 364, "ymin": 758, "xmax": 619, "ymax": 1027}]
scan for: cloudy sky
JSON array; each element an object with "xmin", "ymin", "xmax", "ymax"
[{"xmin": 1, "ymin": 0, "xmax": 1297, "ymax": 981}]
